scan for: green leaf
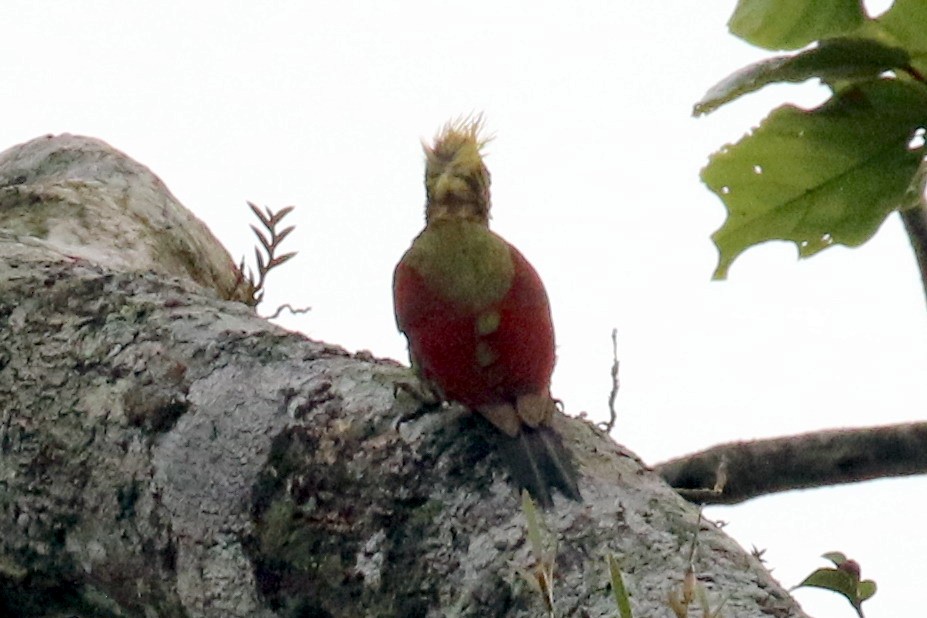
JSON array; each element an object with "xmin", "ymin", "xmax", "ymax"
[
  {"xmin": 858, "ymin": 579, "xmax": 877, "ymax": 602},
  {"xmin": 607, "ymin": 554, "xmax": 634, "ymax": 618},
  {"xmin": 822, "ymin": 551, "xmax": 848, "ymax": 566},
  {"xmin": 795, "ymin": 567, "xmax": 858, "ymax": 601},
  {"xmin": 702, "ymin": 78, "xmax": 927, "ymax": 279},
  {"xmin": 729, "ymin": 0, "xmax": 866, "ymax": 51},
  {"xmin": 694, "ymin": 38, "xmax": 910, "ymax": 116},
  {"xmin": 878, "ymin": 0, "xmax": 927, "ymax": 75}
]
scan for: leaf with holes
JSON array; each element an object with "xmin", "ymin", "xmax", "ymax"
[{"xmin": 702, "ymin": 78, "xmax": 927, "ymax": 279}]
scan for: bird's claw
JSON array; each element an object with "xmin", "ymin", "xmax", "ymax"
[{"xmin": 393, "ymin": 378, "xmax": 444, "ymax": 430}]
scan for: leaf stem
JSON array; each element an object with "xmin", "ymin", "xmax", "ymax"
[
  {"xmin": 903, "ymin": 64, "xmax": 927, "ymax": 84},
  {"xmin": 899, "ymin": 200, "xmax": 927, "ymax": 307}
]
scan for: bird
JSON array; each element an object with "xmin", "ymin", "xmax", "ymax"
[{"xmin": 392, "ymin": 117, "xmax": 581, "ymax": 508}]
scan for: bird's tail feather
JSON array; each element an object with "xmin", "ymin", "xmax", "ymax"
[{"xmin": 497, "ymin": 426, "xmax": 582, "ymax": 509}]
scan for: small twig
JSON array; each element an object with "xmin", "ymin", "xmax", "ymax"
[
  {"xmin": 667, "ymin": 509, "xmax": 700, "ymax": 617},
  {"xmin": 602, "ymin": 328, "xmax": 620, "ymax": 433},
  {"xmin": 688, "ymin": 508, "xmax": 702, "ymax": 566},
  {"xmin": 263, "ymin": 303, "xmax": 312, "ymax": 320}
]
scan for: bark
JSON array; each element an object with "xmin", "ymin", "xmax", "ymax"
[{"xmin": 0, "ymin": 134, "xmax": 809, "ymax": 618}]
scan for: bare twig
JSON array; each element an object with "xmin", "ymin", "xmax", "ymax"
[
  {"xmin": 656, "ymin": 422, "xmax": 927, "ymax": 505},
  {"xmin": 601, "ymin": 328, "xmax": 620, "ymax": 434}
]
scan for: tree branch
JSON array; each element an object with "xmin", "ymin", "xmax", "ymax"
[{"xmin": 656, "ymin": 422, "xmax": 927, "ymax": 505}]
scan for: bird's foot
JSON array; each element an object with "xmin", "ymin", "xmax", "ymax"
[{"xmin": 393, "ymin": 378, "xmax": 443, "ymax": 430}]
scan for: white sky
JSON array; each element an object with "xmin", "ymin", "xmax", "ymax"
[{"xmin": 3, "ymin": 2, "xmax": 924, "ymax": 617}]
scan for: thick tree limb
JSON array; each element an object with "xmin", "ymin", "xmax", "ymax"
[
  {"xmin": 656, "ymin": 422, "xmax": 927, "ymax": 505},
  {"xmin": 0, "ymin": 134, "xmax": 808, "ymax": 617}
]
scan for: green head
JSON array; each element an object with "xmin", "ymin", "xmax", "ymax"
[{"xmin": 423, "ymin": 117, "xmax": 492, "ymax": 225}]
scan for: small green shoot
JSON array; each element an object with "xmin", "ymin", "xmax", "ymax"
[
  {"xmin": 606, "ymin": 554, "xmax": 633, "ymax": 618},
  {"xmin": 793, "ymin": 552, "xmax": 876, "ymax": 618},
  {"xmin": 519, "ymin": 490, "xmax": 557, "ymax": 616}
]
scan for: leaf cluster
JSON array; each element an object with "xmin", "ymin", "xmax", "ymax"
[{"xmin": 697, "ymin": 0, "xmax": 927, "ymax": 278}]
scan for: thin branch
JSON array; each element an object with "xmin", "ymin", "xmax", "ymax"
[{"xmin": 655, "ymin": 422, "xmax": 927, "ymax": 505}]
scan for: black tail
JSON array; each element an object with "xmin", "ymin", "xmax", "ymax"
[{"xmin": 497, "ymin": 426, "xmax": 582, "ymax": 509}]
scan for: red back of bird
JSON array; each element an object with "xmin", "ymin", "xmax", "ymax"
[{"xmin": 393, "ymin": 236, "xmax": 554, "ymax": 409}]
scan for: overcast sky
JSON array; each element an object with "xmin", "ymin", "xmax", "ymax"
[{"xmin": 2, "ymin": 2, "xmax": 923, "ymax": 616}]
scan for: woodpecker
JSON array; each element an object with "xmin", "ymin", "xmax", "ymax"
[{"xmin": 392, "ymin": 118, "xmax": 581, "ymax": 507}]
